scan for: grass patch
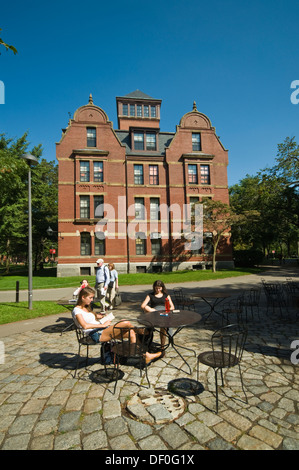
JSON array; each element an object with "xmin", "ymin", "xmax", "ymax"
[
  {"xmin": 0, "ymin": 301, "xmax": 70, "ymax": 325},
  {"xmin": 0, "ymin": 267, "xmax": 264, "ymax": 291}
]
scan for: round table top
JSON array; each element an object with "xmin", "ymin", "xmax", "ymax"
[
  {"xmin": 193, "ymin": 292, "xmax": 231, "ymax": 298},
  {"xmin": 137, "ymin": 309, "xmax": 202, "ymax": 329}
]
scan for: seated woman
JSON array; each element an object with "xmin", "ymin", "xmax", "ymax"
[
  {"xmin": 141, "ymin": 280, "xmax": 175, "ymax": 353},
  {"xmin": 73, "ymin": 279, "xmax": 89, "ymax": 298},
  {"xmin": 72, "ymin": 286, "xmax": 161, "ymax": 364}
]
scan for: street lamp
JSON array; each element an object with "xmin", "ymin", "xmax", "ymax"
[
  {"xmin": 46, "ymin": 226, "xmax": 64, "ymax": 239},
  {"xmin": 21, "ymin": 153, "xmax": 38, "ymax": 310}
]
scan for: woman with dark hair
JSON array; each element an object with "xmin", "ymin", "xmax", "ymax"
[
  {"xmin": 72, "ymin": 287, "xmax": 161, "ymax": 364},
  {"xmin": 141, "ymin": 280, "xmax": 175, "ymax": 353}
]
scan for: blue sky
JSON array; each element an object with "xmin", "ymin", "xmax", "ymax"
[{"xmin": 1, "ymin": 0, "xmax": 298, "ymax": 186}]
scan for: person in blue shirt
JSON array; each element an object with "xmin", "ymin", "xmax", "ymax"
[{"xmin": 95, "ymin": 258, "xmax": 110, "ymax": 312}]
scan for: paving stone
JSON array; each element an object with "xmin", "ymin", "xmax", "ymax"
[
  {"xmin": 58, "ymin": 411, "xmax": 81, "ymax": 432},
  {"xmin": 102, "ymin": 400, "xmax": 121, "ymax": 420},
  {"xmin": 159, "ymin": 423, "xmax": 189, "ymax": 449},
  {"xmin": 54, "ymin": 431, "xmax": 81, "ymax": 450},
  {"xmin": 81, "ymin": 412, "xmax": 103, "ymax": 434},
  {"xmin": 249, "ymin": 424, "xmax": 283, "ymax": 449},
  {"xmin": 138, "ymin": 434, "xmax": 168, "ymax": 450},
  {"xmin": 82, "ymin": 430, "xmax": 108, "ymax": 450}
]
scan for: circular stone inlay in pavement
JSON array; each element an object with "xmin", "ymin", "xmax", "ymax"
[{"xmin": 126, "ymin": 388, "xmax": 186, "ymax": 424}]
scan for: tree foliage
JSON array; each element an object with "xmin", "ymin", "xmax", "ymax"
[
  {"xmin": 0, "ymin": 28, "xmax": 17, "ymax": 55},
  {"xmin": 229, "ymin": 137, "xmax": 299, "ymax": 257},
  {"xmin": 0, "ymin": 133, "xmax": 57, "ymax": 272}
]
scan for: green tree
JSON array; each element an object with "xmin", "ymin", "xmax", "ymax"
[
  {"xmin": 0, "ymin": 133, "xmax": 58, "ymax": 272},
  {"xmin": 200, "ymin": 198, "xmax": 244, "ymax": 272},
  {"xmin": 0, "ymin": 28, "xmax": 17, "ymax": 54}
]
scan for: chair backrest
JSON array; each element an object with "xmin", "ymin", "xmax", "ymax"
[
  {"xmin": 73, "ymin": 322, "xmax": 96, "ymax": 345},
  {"xmin": 173, "ymin": 287, "xmax": 183, "ymax": 301},
  {"xmin": 211, "ymin": 324, "xmax": 247, "ymax": 367},
  {"xmin": 112, "ymin": 320, "xmax": 153, "ymax": 358}
]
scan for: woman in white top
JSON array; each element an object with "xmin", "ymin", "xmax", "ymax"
[
  {"xmin": 106, "ymin": 263, "xmax": 119, "ymax": 309},
  {"xmin": 72, "ymin": 287, "xmax": 162, "ymax": 364}
]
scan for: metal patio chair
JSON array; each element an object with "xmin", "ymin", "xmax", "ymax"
[
  {"xmin": 110, "ymin": 319, "xmax": 154, "ymax": 394},
  {"xmin": 197, "ymin": 324, "xmax": 248, "ymax": 413}
]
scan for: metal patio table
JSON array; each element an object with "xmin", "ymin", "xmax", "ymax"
[
  {"xmin": 137, "ymin": 309, "xmax": 202, "ymax": 374},
  {"xmin": 193, "ymin": 292, "xmax": 231, "ymax": 322}
]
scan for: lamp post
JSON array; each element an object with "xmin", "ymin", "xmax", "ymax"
[{"xmin": 21, "ymin": 153, "xmax": 38, "ymax": 310}]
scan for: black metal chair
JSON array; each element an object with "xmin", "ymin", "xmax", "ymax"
[
  {"xmin": 111, "ymin": 320, "xmax": 154, "ymax": 394},
  {"xmin": 197, "ymin": 324, "xmax": 248, "ymax": 413},
  {"xmin": 239, "ymin": 288, "xmax": 261, "ymax": 321},
  {"xmin": 73, "ymin": 323, "xmax": 106, "ymax": 378},
  {"xmin": 262, "ymin": 282, "xmax": 287, "ymax": 318},
  {"xmin": 221, "ymin": 296, "xmax": 243, "ymax": 325},
  {"xmin": 172, "ymin": 287, "xmax": 196, "ymax": 311}
]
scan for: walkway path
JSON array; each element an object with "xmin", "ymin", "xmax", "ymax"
[{"xmin": 0, "ymin": 266, "xmax": 298, "ymax": 451}]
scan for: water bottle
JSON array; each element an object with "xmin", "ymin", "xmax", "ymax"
[{"xmin": 165, "ymin": 297, "xmax": 170, "ymax": 313}]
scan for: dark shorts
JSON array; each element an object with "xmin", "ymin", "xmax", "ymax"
[{"xmin": 88, "ymin": 328, "xmax": 103, "ymax": 343}]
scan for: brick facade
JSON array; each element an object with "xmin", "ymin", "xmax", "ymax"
[{"xmin": 56, "ymin": 91, "xmax": 233, "ymax": 276}]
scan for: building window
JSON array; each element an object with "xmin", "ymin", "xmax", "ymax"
[
  {"xmin": 149, "ymin": 165, "xmax": 159, "ymax": 185},
  {"xmin": 144, "ymin": 105, "xmax": 149, "ymax": 117},
  {"xmin": 80, "ymin": 232, "xmax": 91, "ymax": 255},
  {"xmin": 151, "ymin": 106, "xmax": 156, "ymax": 118},
  {"xmin": 123, "ymin": 103, "xmax": 128, "ymax": 116},
  {"xmin": 80, "ymin": 161, "xmax": 90, "ymax": 182},
  {"xmin": 151, "ymin": 236, "xmax": 161, "ymax": 255},
  {"xmin": 135, "ymin": 197, "xmax": 145, "ymax": 220},
  {"xmin": 190, "ymin": 197, "xmax": 199, "ymax": 218},
  {"xmin": 192, "ymin": 133, "xmax": 201, "ymax": 151},
  {"xmin": 200, "ymin": 165, "xmax": 210, "ymax": 184},
  {"xmin": 136, "ymin": 235, "xmax": 146, "ymax": 255},
  {"xmin": 188, "ymin": 164, "xmax": 198, "ymax": 184},
  {"xmin": 95, "ymin": 237, "xmax": 105, "ymax": 255},
  {"xmin": 80, "ymin": 196, "xmax": 90, "ymax": 219},
  {"xmin": 94, "ymin": 195, "xmax": 104, "ymax": 218},
  {"xmin": 137, "ymin": 105, "xmax": 142, "ymax": 116},
  {"xmin": 94, "ymin": 161, "xmax": 103, "ymax": 182},
  {"xmin": 134, "ymin": 164, "xmax": 144, "ymax": 185},
  {"xmin": 134, "ymin": 132, "xmax": 144, "ymax": 150},
  {"xmin": 150, "ymin": 198, "xmax": 160, "ymax": 220},
  {"xmin": 130, "ymin": 104, "xmax": 135, "ymax": 116},
  {"xmin": 87, "ymin": 127, "xmax": 96, "ymax": 147},
  {"xmin": 146, "ymin": 133, "xmax": 156, "ymax": 150},
  {"xmin": 203, "ymin": 232, "xmax": 213, "ymax": 254}
]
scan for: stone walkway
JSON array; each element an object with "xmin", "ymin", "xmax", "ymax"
[{"xmin": 0, "ymin": 268, "xmax": 299, "ymax": 451}]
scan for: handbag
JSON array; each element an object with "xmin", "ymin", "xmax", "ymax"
[{"xmin": 114, "ymin": 290, "xmax": 122, "ymax": 306}]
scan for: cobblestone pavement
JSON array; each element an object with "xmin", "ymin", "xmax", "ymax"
[{"xmin": 0, "ymin": 269, "xmax": 299, "ymax": 451}]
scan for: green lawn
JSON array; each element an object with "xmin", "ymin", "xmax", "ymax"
[
  {"xmin": 0, "ymin": 267, "xmax": 263, "ymax": 291},
  {"xmin": 0, "ymin": 301, "xmax": 70, "ymax": 325}
]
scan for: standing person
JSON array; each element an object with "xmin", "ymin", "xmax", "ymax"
[
  {"xmin": 95, "ymin": 259, "xmax": 110, "ymax": 313},
  {"xmin": 141, "ymin": 280, "xmax": 175, "ymax": 354},
  {"xmin": 106, "ymin": 263, "xmax": 118, "ymax": 310}
]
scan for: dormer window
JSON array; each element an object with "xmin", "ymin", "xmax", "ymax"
[
  {"xmin": 133, "ymin": 130, "xmax": 157, "ymax": 151},
  {"xmin": 192, "ymin": 133, "xmax": 201, "ymax": 151},
  {"xmin": 87, "ymin": 127, "xmax": 96, "ymax": 147}
]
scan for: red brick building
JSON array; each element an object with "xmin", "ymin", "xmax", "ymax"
[{"xmin": 56, "ymin": 90, "xmax": 233, "ymax": 276}]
